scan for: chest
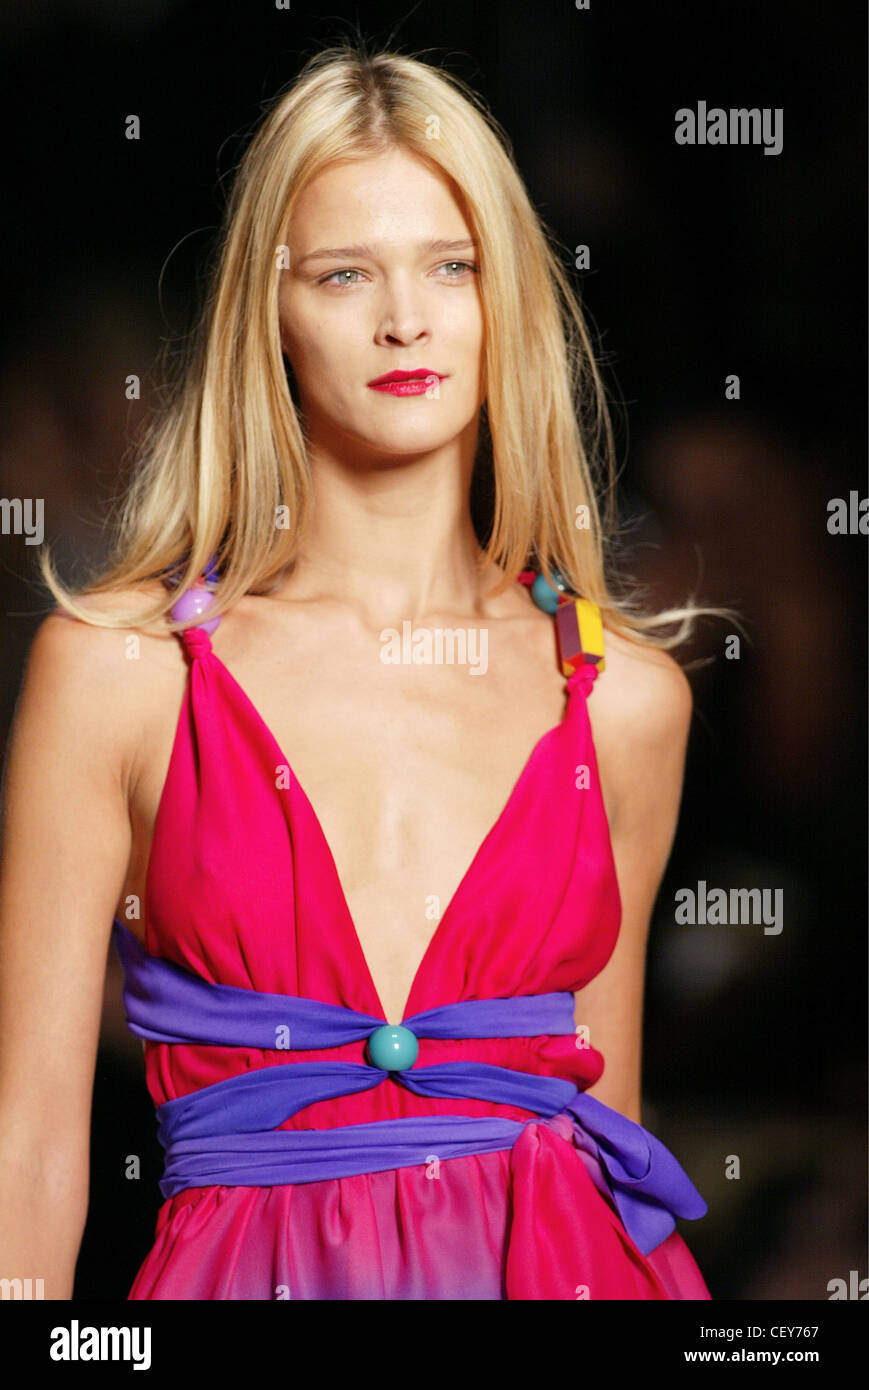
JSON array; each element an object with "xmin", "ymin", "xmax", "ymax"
[
  {"xmin": 223, "ymin": 631, "xmax": 573, "ymax": 1021},
  {"xmin": 261, "ymin": 639, "xmax": 567, "ymax": 881},
  {"xmin": 130, "ymin": 606, "xmax": 612, "ymax": 1023}
]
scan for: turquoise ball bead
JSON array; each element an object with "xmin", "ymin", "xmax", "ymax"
[
  {"xmin": 531, "ymin": 571, "xmax": 565, "ymax": 614},
  {"xmin": 367, "ymin": 1023, "xmax": 419, "ymax": 1071}
]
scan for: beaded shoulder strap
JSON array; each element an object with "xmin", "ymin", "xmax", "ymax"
[
  {"xmin": 163, "ymin": 561, "xmax": 605, "ymax": 673},
  {"xmin": 517, "ymin": 569, "xmax": 605, "ymax": 677},
  {"xmin": 162, "ymin": 554, "xmax": 222, "ymax": 655}
]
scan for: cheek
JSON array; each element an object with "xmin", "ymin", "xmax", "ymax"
[
  {"xmin": 285, "ymin": 296, "xmax": 363, "ymax": 358},
  {"xmin": 281, "ymin": 306, "xmax": 332, "ymax": 380},
  {"xmin": 445, "ymin": 300, "xmax": 485, "ymax": 356},
  {"xmin": 296, "ymin": 331, "xmax": 362, "ymax": 395},
  {"xmin": 279, "ymin": 286, "xmax": 321, "ymax": 356}
]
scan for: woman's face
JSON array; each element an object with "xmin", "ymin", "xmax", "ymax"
[{"xmin": 278, "ymin": 146, "xmax": 485, "ymax": 464}]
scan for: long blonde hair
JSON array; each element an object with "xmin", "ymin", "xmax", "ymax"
[{"xmin": 38, "ymin": 39, "xmax": 737, "ymax": 648}]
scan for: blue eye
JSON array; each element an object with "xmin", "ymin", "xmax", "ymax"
[
  {"xmin": 318, "ymin": 260, "xmax": 478, "ymax": 289},
  {"xmin": 319, "ymin": 269, "xmax": 364, "ymax": 287},
  {"xmin": 438, "ymin": 260, "xmax": 477, "ymax": 276}
]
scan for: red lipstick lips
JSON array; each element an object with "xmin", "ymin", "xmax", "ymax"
[{"xmin": 367, "ymin": 368, "xmax": 446, "ymax": 396}]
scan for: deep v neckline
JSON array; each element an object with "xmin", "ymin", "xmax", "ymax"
[{"xmin": 204, "ymin": 647, "xmax": 578, "ymax": 1024}]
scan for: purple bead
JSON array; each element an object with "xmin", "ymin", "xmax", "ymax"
[
  {"xmin": 170, "ymin": 585, "xmax": 221, "ymax": 635},
  {"xmin": 163, "ymin": 552, "xmax": 220, "ymax": 590}
]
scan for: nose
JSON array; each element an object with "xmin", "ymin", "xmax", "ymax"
[{"xmin": 373, "ymin": 274, "xmax": 430, "ymax": 346}]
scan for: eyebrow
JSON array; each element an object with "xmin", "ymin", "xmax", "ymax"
[{"xmin": 294, "ymin": 237, "xmax": 478, "ymax": 268}]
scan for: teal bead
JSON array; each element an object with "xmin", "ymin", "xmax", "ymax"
[
  {"xmin": 531, "ymin": 570, "xmax": 566, "ymax": 614},
  {"xmin": 366, "ymin": 1023, "xmax": 419, "ymax": 1071}
]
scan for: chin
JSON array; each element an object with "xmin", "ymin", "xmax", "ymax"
[{"xmin": 346, "ymin": 421, "xmax": 460, "ymax": 458}]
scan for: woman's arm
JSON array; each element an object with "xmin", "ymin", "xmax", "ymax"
[
  {"xmin": 0, "ymin": 613, "xmax": 137, "ymax": 1299},
  {"xmin": 574, "ymin": 640, "xmax": 693, "ymax": 1125}
]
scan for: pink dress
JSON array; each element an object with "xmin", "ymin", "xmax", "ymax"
[{"xmin": 119, "ymin": 581, "xmax": 711, "ymax": 1300}]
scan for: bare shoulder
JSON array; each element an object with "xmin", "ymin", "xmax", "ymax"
[
  {"xmin": 26, "ymin": 581, "xmax": 181, "ymax": 691},
  {"xmin": 588, "ymin": 624, "xmax": 693, "ymax": 835},
  {"xmin": 594, "ymin": 624, "xmax": 693, "ymax": 743},
  {"xmin": 18, "ymin": 582, "xmax": 186, "ymax": 784}
]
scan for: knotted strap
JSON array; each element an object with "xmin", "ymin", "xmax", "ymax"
[{"xmin": 517, "ymin": 569, "xmax": 606, "ymax": 676}]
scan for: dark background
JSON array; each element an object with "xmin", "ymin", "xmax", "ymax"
[{"xmin": 0, "ymin": 0, "xmax": 865, "ymax": 1300}]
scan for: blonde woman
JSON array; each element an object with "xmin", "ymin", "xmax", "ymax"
[{"xmin": 0, "ymin": 42, "xmax": 721, "ymax": 1299}]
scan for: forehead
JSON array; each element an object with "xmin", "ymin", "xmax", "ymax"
[{"xmin": 288, "ymin": 148, "xmax": 471, "ymax": 243}]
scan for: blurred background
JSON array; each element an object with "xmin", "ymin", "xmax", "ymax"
[{"xmin": 0, "ymin": 0, "xmax": 865, "ymax": 1299}]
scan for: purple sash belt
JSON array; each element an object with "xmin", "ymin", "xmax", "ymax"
[{"xmin": 112, "ymin": 919, "xmax": 706, "ymax": 1256}]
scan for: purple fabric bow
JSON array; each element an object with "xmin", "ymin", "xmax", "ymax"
[{"xmin": 112, "ymin": 919, "xmax": 706, "ymax": 1255}]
